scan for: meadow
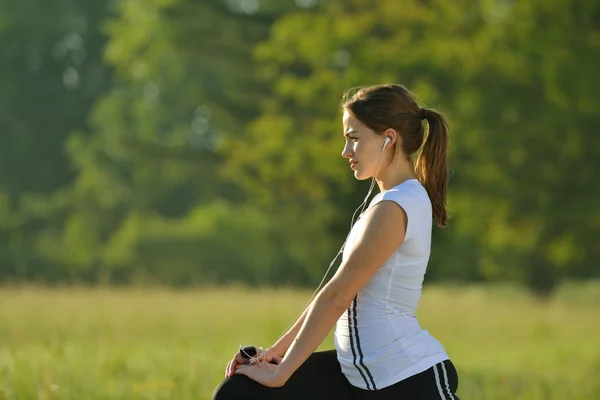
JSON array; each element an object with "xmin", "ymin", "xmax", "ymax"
[{"xmin": 0, "ymin": 282, "xmax": 599, "ymax": 399}]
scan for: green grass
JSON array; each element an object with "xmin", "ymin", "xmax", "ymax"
[{"xmin": 0, "ymin": 283, "xmax": 599, "ymax": 399}]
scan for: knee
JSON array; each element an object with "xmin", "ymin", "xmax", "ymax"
[
  {"xmin": 212, "ymin": 375, "xmax": 252, "ymax": 400},
  {"xmin": 212, "ymin": 378, "xmax": 232, "ymax": 400}
]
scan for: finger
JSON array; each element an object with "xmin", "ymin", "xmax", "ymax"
[
  {"xmin": 234, "ymin": 363, "xmax": 248, "ymax": 376},
  {"xmin": 231, "ymin": 353, "xmax": 251, "ymax": 373},
  {"xmin": 235, "ymin": 352, "xmax": 247, "ymax": 364},
  {"xmin": 271, "ymin": 356, "xmax": 283, "ymax": 365},
  {"xmin": 265, "ymin": 348, "xmax": 281, "ymax": 363},
  {"xmin": 227, "ymin": 360, "xmax": 239, "ymax": 377},
  {"xmin": 263, "ymin": 350, "xmax": 273, "ymax": 363},
  {"xmin": 227, "ymin": 360, "xmax": 236, "ymax": 377}
]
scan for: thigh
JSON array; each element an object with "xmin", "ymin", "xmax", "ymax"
[
  {"xmin": 352, "ymin": 359, "xmax": 460, "ymax": 400},
  {"xmin": 213, "ymin": 350, "xmax": 355, "ymax": 400}
]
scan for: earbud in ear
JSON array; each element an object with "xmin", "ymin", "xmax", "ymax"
[{"xmin": 383, "ymin": 137, "xmax": 391, "ymax": 148}]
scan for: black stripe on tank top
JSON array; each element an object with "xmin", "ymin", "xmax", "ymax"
[
  {"xmin": 347, "ymin": 300, "xmax": 370, "ymax": 389},
  {"xmin": 349, "ymin": 296, "xmax": 377, "ymax": 390}
]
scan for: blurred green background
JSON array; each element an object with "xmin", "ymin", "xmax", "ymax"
[
  {"xmin": 1, "ymin": 0, "xmax": 599, "ymax": 399},
  {"xmin": 1, "ymin": 0, "xmax": 599, "ymax": 296}
]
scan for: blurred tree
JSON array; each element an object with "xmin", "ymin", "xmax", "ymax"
[
  {"xmin": 0, "ymin": 0, "xmax": 113, "ymax": 280},
  {"xmin": 223, "ymin": 0, "xmax": 600, "ymax": 296},
  {"xmin": 446, "ymin": 0, "xmax": 600, "ymax": 296},
  {"xmin": 34, "ymin": 0, "xmax": 309, "ymax": 284},
  {"xmin": 2, "ymin": 0, "xmax": 597, "ymax": 293}
]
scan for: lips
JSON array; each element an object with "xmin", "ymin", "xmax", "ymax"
[{"xmin": 349, "ymin": 161, "xmax": 358, "ymax": 169}]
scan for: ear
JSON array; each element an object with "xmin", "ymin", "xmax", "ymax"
[{"xmin": 383, "ymin": 128, "xmax": 399, "ymax": 148}]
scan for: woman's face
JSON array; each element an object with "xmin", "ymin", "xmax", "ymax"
[{"xmin": 341, "ymin": 111, "xmax": 388, "ymax": 180}]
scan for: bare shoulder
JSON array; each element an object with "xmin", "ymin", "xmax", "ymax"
[
  {"xmin": 358, "ymin": 199, "xmax": 408, "ymax": 244},
  {"xmin": 325, "ymin": 200, "xmax": 408, "ymax": 305}
]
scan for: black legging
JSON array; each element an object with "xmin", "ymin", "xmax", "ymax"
[{"xmin": 213, "ymin": 350, "xmax": 460, "ymax": 399}]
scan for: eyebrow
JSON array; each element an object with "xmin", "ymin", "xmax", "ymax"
[{"xmin": 344, "ymin": 129, "xmax": 358, "ymax": 137}]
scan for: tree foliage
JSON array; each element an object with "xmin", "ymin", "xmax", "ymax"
[
  {"xmin": 223, "ymin": 0, "xmax": 600, "ymax": 295},
  {"xmin": 1, "ymin": 0, "xmax": 598, "ymax": 296}
]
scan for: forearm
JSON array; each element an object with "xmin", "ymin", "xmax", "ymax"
[{"xmin": 276, "ymin": 291, "xmax": 346, "ymax": 382}]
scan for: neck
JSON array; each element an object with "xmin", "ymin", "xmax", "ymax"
[{"xmin": 375, "ymin": 160, "xmax": 416, "ymax": 192}]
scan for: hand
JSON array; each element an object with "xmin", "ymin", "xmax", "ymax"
[
  {"xmin": 234, "ymin": 360, "xmax": 287, "ymax": 388},
  {"xmin": 263, "ymin": 347, "xmax": 284, "ymax": 365},
  {"xmin": 225, "ymin": 347, "xmax": 283, "ymax": 378},
  {"xmin": 225, "ymin": 350, "xmax": 248, "ymax": 378}
]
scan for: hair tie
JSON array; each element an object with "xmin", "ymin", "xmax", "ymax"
[{"xmin": 419, "ymin": 108, "xmax": 427, "ymax": 121}]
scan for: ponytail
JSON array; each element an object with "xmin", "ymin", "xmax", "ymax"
[{"xmin": 414, "ymin": 108, "xmax": 449, "ymax": 227}]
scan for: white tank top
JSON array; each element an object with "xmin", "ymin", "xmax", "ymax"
[{"xmin": 334, "ymin": 179, "xmax": 448, "ymax": 390}]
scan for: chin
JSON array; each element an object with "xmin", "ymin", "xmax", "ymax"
[{"xmin": 353, "ymin": 171, "xmax": 374, "ymax": 181}]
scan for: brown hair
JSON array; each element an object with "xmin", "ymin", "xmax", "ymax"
[{"xmin": 341, "ymin": 83, "xmax": 449, "ymax": 227}]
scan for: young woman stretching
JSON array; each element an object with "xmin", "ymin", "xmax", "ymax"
[{"xmin": 213, "ymin": 83, "xmax": 461, "ymax": 399}]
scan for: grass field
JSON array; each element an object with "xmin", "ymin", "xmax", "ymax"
[{"xmin": 0, "ymin": 282, "xmax": 599, "ymax": 399}]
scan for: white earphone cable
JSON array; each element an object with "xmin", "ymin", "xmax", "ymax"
[{"xmin": 276, "ymin": 140, "xmax": 389, "ymax": 343}]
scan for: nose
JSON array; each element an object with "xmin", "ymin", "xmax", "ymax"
[{"xmin": 341, "ymin": 141, "xmax": 353, "ymax": 159}]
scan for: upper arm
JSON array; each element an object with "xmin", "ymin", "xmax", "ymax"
[{"xmin": 324, "ymin": 200, "xmax": 408, "ymax": 307}]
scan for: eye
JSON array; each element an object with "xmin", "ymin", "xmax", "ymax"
[{"xmin": 348, "ymin": 136, "xmax": 358, "ymax": 142}]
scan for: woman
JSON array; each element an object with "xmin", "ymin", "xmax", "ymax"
[{"xmin": 213, "ymin": 83, "xmax": 460, "ymax": 399}]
